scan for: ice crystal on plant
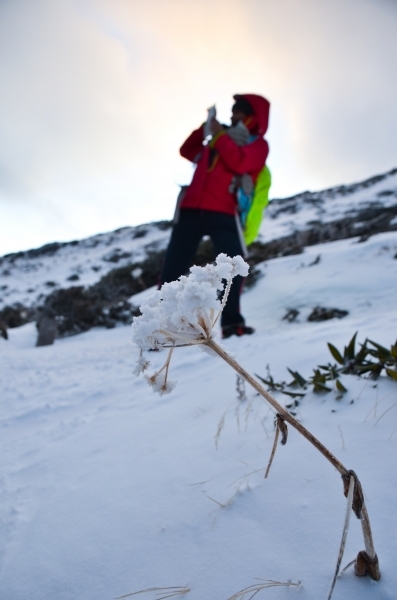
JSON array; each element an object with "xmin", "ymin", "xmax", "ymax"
[
  {"xmin": 132, "ymin": 353, "xmax": 150, "ymax": 376},
  {"xmin": 131, "ymin": 254, "xmax": 249, "ymax": 394}
]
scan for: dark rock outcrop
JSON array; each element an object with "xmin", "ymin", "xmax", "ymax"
[{"xmin": 307, "ymin": 307, "xmax": 349, "ymax": 321}]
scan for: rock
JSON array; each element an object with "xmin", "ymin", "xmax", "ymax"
[
  {"xmin": 36, "ymin": 316, "xmax": 57, "ymax": 346},
  {"xmin": 308, "ymin": 254, "xmax": 321, "ymax": 266},
  {"xmin": 307, "ymin": 307, "xmax": 349, "ymax": 322},
  {"xmin": 283, "ymin": 309, "xmax": 300, "ymax": 322},
  {"xmin": 0, "ymin": 318, "xmax": 8, "ymax": 340},
  {"xmin": 0, "ymin": 303, "xmax": 35, "ymax": 328},
  {"xmin": 38, "ymin": 286, "xmax": 141, "ymax": 337}
]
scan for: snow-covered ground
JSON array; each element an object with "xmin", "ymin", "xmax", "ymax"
[
  {"xmin": 260, "ymin": 168, "xmax": 397, "ymax": 243},
  {"xmin": 0, "ymin": 222, "xmax": 171, "ymax": 310},
  {"xmin": 1, "ymin": 231, "xmax": 396, "ymax": 599}
]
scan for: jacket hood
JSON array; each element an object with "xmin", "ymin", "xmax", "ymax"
[{"xmin": 234, "ymin": 94, "xmax": 270, "ymax": 136}]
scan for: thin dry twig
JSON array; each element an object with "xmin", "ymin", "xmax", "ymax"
[
  {"xmin": 338, "ymin": 425, "xmax": 345, "ymax": 450},
  {"xmin": 229, "ymin": 466, "xmax": 267, "ymax": 488},
  {"xmin": 115, "ymin": 586, "xmax": 190, "ymax": 600},
  {"xmin": 264, "ymin": 422, "xmax": 280, "ymax": 478},
  {"xmin": 206, "ymin": 495, "xmax": 227, "ymax": 508},
  {"xmin": 207, "ymin": 489, "xmax": 239, "ymax": 509},
  {"xmin": 388, "ymin": 423, "xmax": 397, "ymax": 441},
  {"xmin": 339, "ymin": 558, "xmax": 356, "ymax": 576},
  {"xmin": 355, "ymin": 378, "xmax": 370, "ymax": 404},
  {"xmin": 205, "ymin": 338, "xmax": 380, "ymax": 581},
  {"xmin": 207, "ymin": 339, "xmax": 349, "ymax": 476},
  {"xmin": 374, "ymin": 387, "xmax": 379, "ymax": 419},
  {"xmin": 364, "ymin": 390, "xmax": 394, "ymax": 422},
  {"xmin": 215, "ymin": 408, "xmax": 229, "ymax": 449},
  {"xmin": 374, "ymin": 402, "xmax": 397, "ymax": 426},
  {"xmin": 327, "ymin": 474, "xmax": 355, "ymax": 600},
  {"xmin": 226, "ymin": 578, "xmax": 300, "ymax": 600}
]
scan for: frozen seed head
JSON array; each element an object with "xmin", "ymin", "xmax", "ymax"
[
  {"xmin": 133, "ymin": 353, "xmax": 150, "ymax": 376},
  {"xmin": 131, "ymin": 254, "xmax": 249, "ymax": 350},
  {"xmin": 131, "ymin": 254, "xmax": 249, "ymax": 394},
  {"xmin": 145, "ymin": 369, "xmax": 177, "ymax": 396}
]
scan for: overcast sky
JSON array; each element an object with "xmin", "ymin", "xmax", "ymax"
[{"xmin": 1, "ymin": 0, "xmax": 397, "ymax": 255}]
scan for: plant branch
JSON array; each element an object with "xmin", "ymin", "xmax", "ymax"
[
  {"xmin": 264, "ymin": 420, "xmax": 280, "ymax": 478},
  {"xmin": 205, "ymin": 338, "xmax": 380, "ymax": 580},
  {"xmin": 206, "ymin": 339, "xmax": 348, "ymax": 476},
  {"xmin": 327, "ymin": 474, "xmax": 354, "ymax": 600}
]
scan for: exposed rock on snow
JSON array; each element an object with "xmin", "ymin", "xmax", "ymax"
[
  {"xmin": 0, "ymin": 168, "xmax": 396, "ymax": 336},
  {"xmin": 307, "ymin": 307, "xmax": 349, "ymax": 322}
]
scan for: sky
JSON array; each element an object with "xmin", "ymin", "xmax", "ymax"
[{"xmin": 1, "ymin": 0, "xmax": 397, "ymax": 255}]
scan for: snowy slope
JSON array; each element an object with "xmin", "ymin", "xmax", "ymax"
[
  {"xmin": 0, "ymin": 222, "xmax": 171, "ymax": 311},
  {"xmin": 1, "ymin": 231, "xmax": 397, "ymax": 600},
  {"xmin": 260, "ymin": 167, "xmax": 397, "ymax": 243},
  {"xmin": 1, "ymin": 167, "xmax": 396, "ymax": 312}
]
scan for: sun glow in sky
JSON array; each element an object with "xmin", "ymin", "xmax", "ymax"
[{"xmin": 1, "ymin": 0, "xmax": 397, "ymax": 254}]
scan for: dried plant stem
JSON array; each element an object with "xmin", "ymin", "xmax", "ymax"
[
  {"xmin": 226, "ymin": 579, "xmax": 300, "ymax": 600},
  {"xmin": 207, "ymin": 340, "xmax": 348, "ymax": 475},
  {"xmin": 212, "ymin": 277, "xmax": 233, "ymax": 328},
  {"xmin": 115, "ymin": 587, "xmax": 190, "ymax": 600},
  {"xmin": 360, "ymin": 504, "xmax": 377, "ymax": 559},
  {"xmin": 264, "ymin": 424, "xmax": 280, "ymax": 478},
  {"xmin": 327, "ymin": 475, "xmax": 355, "ymax": 600},
  {"xmin": 205, "ymin": 339, "xmax": 380, "ymax": 580}
]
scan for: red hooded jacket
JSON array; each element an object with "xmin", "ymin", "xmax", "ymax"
[{"xmin": 179, "ymin": 94, "xmax": 270, "ymax": 216}]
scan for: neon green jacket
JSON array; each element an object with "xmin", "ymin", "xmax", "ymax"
[{"xmin": 244, "ymin": 165, "xmax": 272, "ymax": 245}]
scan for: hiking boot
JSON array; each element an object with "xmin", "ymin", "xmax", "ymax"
[{"xmin": 222, "ymin": 323, "xmax": 255, "ymax": 339}]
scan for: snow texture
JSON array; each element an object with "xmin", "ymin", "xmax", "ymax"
[{"xmin": 1, "ymin": 227, "xmax": 397, "ymax": 599}]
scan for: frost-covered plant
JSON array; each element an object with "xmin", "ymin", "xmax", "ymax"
[
  {"xmin": 132, "ymin": 253, "xmax": 248, "ymax": 394},
  {"xmin": 132, "ymin": 254, "xmax": 380, "ymax": 589}
]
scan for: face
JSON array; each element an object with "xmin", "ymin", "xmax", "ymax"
[{"xmin": 231, "ymin": 109, "xmax": 248, "ymax": 126}]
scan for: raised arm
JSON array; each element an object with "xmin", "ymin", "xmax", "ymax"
[
  {"xmin": 212, "ymin": 132, "xmax": 269, "ymax": 174},
  {"xmin": 180, "ymin": 125, "xmax": 205, "ymax": 163}
]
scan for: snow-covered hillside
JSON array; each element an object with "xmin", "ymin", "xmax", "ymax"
[
  {"xmin": 1, "ymin": 226, "xmax": 397, "ymax": 599},
  {"xmin": 1, "ymin": 167, "xmax": 396, "ymax": 313},
  {"xmin": 0, "ymin": 222, "xmax": 172, "ymax": 312},
  {"xmin": 260, "ymin": 167, "xmax": 397, "ymax": 243}
]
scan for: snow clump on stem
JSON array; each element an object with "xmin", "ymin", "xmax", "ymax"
[{"xmin": 132, "ymin": 254, "xmax": 249, "ymax": 394}]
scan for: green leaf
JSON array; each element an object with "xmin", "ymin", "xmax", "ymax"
[
  {"xmin": 344, "ymin": 332, "xmax": 357, "ymax": 361},
  {"xmin": 386, "ymin": 368, "xmax": 397, "ymax": 381},
  {"xmin": 335, "ymin": 379, "xmax": 347, "ymax": 393},
  {"xmin": 286, "ymin": 368, "xmax": 307, "ymax": 388},
  {"xmin": 355, "ymin": 340, "xmax": 369, "ymax": 362},
  {"xmin": 255, "ymin": 373, "xmax": 282, "ymax": 390},
  {"xmin": 310, "ymin": 369, "xmax": 328, "ymax": 384},
  {"xmin": 353, "ymin": 364, "xmax": 375, "ymax": 372},
  {"xmin": 280, "ymin": 390, "xmax": 306, "ymax": 398},
  {"xmin": 323, "ymin": 364, "xmax": 342, "ymax": 379},
  {"xmin": 390, "ymin": 343, "xmax": 397, "ymax": 361},
  {"xmin": 367, "ymin": 339, "xmax": 390, "ymax": 356},
  {"xmin": 312, "ymin": 381, "xmax": 332, "ymax": 393},
  {"xmin": 328, "ymin": 343, "xmax": 344, "ymax": 364}
]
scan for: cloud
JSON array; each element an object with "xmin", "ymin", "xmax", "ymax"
[
  {"xmin": 0, "ymin": 1, "xmax": 146, "ymax": 194},
  {"xmin": 0, "ymin": 0, "xmax": 396, "ymax": 253}
]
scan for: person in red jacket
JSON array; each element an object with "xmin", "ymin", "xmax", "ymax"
[{"xmin": 160, "ymin": 94, "xmax": 270, "ymax": 338}]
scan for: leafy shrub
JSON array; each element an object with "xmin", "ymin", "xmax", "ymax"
[{"xmin": 256, "ymin": 333, "xmax": 397, "ymax": 400}]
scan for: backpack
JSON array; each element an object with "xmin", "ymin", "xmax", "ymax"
[{"xmin": 236, "ymin": 165, "xmax": 271, "ymax": 245}]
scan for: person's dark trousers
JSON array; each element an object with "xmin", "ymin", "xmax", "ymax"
[{"xmin": 160, "ymin": 208, "xmax": 245, "ymax": 327}]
